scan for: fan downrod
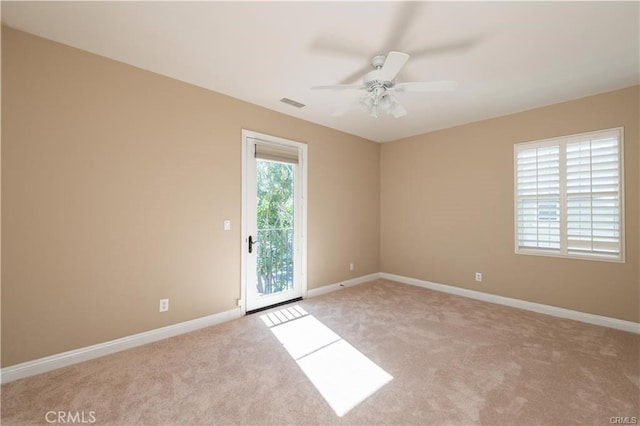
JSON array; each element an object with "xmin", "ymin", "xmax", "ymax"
[{"xmin": 365, "ymin": 54, "xmax": 396, "ymax": 92}]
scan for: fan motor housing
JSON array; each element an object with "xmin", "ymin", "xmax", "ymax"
[
  {"xmin": 364, "ymin": 70, "xmax": 395, "ymax": 91},
  {"xmin": 371, "ymin": 55, "xmax": 387, "ymax": 68}
]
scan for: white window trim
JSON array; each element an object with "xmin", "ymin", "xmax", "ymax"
[{"xmin": 513, "ymin": 127, "xmax": 625, "ymax": 263}]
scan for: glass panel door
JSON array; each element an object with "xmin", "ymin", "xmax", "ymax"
[
  {"xmin": 243, "ymin": 132, "xmax": 306, "ymax": 312},
  {"xmin": 255, "ymin": 159, "xmax": 295, "ymax": 297}
]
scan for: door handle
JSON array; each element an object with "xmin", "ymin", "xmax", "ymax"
[{"xmin": 248, "ymin": 235, "xmax": 259, "ymax": 254}]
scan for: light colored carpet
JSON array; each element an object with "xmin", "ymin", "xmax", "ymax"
[{"xmin": 2, "ymin": 279, "xmax": 639, "ymax": 425}]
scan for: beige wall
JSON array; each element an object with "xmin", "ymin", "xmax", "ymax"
[
  {"xmin": 2, "ymin": 26, "xmax": 638, "ymax": 369},
  {"xmin": 381, "ymin": 86, "xmax": 639, "ymax": 322},
  {"xmin": 1, "ymin": 27, "xmax": 380, "ymax": 367}
]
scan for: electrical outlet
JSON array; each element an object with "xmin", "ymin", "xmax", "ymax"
[
  {"xmin": 159, "ymin": 298, "xmax": 169, "ymax": 312},
  {"xmin": 475, "ymin": 272, "xmax": 483, "ymax": 282},
  {"xmin": 349, "ymin": 263, "xmax": 354, "ymax": 271}
]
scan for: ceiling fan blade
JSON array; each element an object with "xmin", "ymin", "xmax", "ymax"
[
  {"xmin": 384, "ymin": 94, "xmax": 407, "ymax": 118},
  {"xmin": 331, "ymin": 105, "xmax": 350, "ymax": 117},
  {"xmin": 310, "ymin": 36, "xmax": 369, "ymax": 58},
  {"xmin": 394, "ymin": 80, "xmax": 457, "ymax": 92},
  {"xmin": 382, "ymin": 2, "xmax": 423, "ymax": 52},
  {"xmin": 331, "ymin": 100, "xmax": 361, "ymax": 117},
  {"xmin": 311, "ymin": 84, "xmax": 365, "ymax": 91},
  {"xmin": 408, "ymin": 37, "xmax": 481, "ymax": 59},
  {"xmin": 339, "ymin": 64, "xmax": 372, "ymax": 85},
  {"xmin": 379, "ymin": 51, "xmax": 410, "ymax": 82},
  {"xmin": 391, "ymin": 102, "xmax": 407, "ymax": 118}
]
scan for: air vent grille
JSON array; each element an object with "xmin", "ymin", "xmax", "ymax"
[{"xmin": 280, "ymin": 98, "xmax": 306, "ymax": 108}]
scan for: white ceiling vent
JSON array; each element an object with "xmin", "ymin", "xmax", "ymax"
[{"xmin": 280, "ymin": 98, "xmax": 306, "ymax": 108}]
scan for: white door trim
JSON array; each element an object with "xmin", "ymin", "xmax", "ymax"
[{"xmin": 241, "ymin": 129, "xmax": 308, "ymax": 314}]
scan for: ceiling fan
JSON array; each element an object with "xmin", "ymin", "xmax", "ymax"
[{"xmin": 311, "ymin": 51, "xmax": 456, "ymax": 118}]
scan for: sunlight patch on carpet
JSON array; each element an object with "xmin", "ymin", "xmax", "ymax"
[{"xmin": 261, "ymin": 306, "xmax": 393, "ymax": 417}]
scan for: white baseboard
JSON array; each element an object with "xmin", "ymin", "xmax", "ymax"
[
  {"xmin": 2, "ymin": 273, "xmax": 377, "ymax": 385},
  {"xmin": 307, "ymin": 273, "xmax": 381, "ymax": 298},
  {"xmin": 1, "ymin": 307, "xmax": 242, "ymax": 384},
  {"xmin": 4, "ymin": 271, "xmax": 637, "ymax": 384},
  {"xmin": 380, "ymin": 272, "xmax": 640, "ymax": 334}
]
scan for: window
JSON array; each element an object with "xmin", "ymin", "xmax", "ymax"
[{"xmin": 514, "ymin": 128, "xmax": 624, "ymax": 262}]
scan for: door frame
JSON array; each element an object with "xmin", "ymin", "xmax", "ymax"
[{"xmin": 240, "ymin": 129, "xmax": 308, "ymax": 315}]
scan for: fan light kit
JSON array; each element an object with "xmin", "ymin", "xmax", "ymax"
[
  {"xmin": 360, "ymin": 86, "xmax": 406, "ymax": 118},
  {"xmin": 312, "ymin": 51, "xmax": 456, "ymax": 118}
]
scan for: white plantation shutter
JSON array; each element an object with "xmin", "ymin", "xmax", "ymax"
[
  {"xmin": 566, "ymin": 131, "xmax": 621, "ymax": 256},
  {"xmin": 515, "ymin": 128, "xmax": 623, "ymax": 261},
  {"xmin": 516, "ymin": 145, "xmax": 561, "ymax": 251}
]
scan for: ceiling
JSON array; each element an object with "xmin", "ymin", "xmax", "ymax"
[{"xmin": 2, "ymin": 1, "xmax": 639, "ymax": 143}]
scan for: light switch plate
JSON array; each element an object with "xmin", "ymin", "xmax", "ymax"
[{"xmin": 223, "ymin": 220, "xmax": 231, "ymax": 231}]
